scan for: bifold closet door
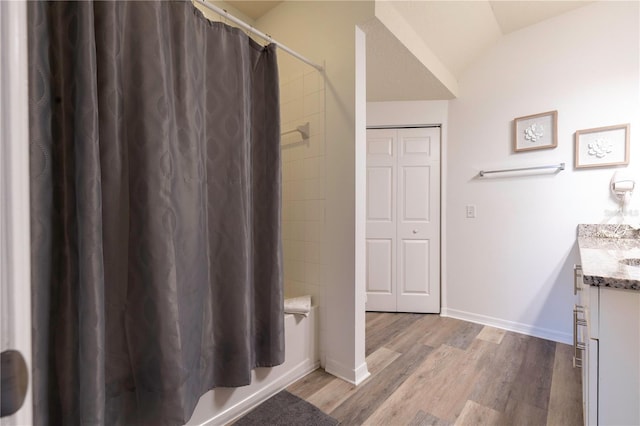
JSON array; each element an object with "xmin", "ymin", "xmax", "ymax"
[
  {"xmin": 365, "ymin": 127, "xmax": 440, "ymax": 313},
  {"xmin": 365, "ymin": 129, "xmax": 397, "ymax": 312}
]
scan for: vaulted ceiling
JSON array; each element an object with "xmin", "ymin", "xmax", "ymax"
[
  {"xmin": 365, "ymin": 1, "xmax": 592, "ymax": 101},
  {"xmin": 223, "ymin": 1, "xmax": 593, "ymax": 101}
]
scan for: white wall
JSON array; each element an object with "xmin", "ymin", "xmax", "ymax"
[
  {"xmin": 446, "ymin": 1, "xmax": 640, "ymax": 343},
  {"xmin": 354, "ymin": 26, "xmax": 368, "ymax": 383},
  {"xmin": 256, "ymin": 1, "xmax": 375, "ymax": 383},
  {"xmin": 367, "ymin": 101, "xmax": 448, "ymax": 127}
]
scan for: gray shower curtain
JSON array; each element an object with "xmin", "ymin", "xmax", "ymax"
[{"xmin": 28, "ymin": 1, "xmax": 283, "ymax": 424}]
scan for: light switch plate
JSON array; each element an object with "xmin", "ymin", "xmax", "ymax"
[{"xmin": 466, "ymin": 204, "xmax": 476, "ymax": 218}]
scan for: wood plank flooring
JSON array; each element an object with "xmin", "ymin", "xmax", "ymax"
[{"xmin": 287, "ymin": 313, "xmax": 583, "ymax": 426}]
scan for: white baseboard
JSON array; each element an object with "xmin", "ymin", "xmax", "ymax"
[
  {"xmin": 353, "ymin": 361, "xmax": 371, "ymax": 385},
  {"xmin": 194, "ymin": 359, "xmax": 319, "ymax": 426},
  {"xmin": 441, "ymin": 307, "xmax": 572, "ymax": 345},
  {"xmin": 324, "ymin": 357, "xmax": 370, "ymax": 385}
]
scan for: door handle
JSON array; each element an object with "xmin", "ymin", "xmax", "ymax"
[
  {"xmin": 1, "ymin": 350, "xmax": 28, "ymax": 417},
  {"xmin": 573, "ymin": 264, "xmax": 583, "ymax": 295},
  {"xmin": 572, "ymin": 305, "xmax": 587, "ymax": 368}
]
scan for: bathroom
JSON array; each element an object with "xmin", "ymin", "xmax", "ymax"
[{"xmin": 1, "ymin": 0, "xmax": 638, "ymax": 425}]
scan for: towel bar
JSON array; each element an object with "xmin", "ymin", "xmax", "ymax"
[
  {"xmin": 281, "ymin": 122, "xmax": 309, "ymax": 140},
  {"xmin": 479, "ymin": 162, "xmax": 565, "ymax": 177}
]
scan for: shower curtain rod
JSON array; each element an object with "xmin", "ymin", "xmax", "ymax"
[{"xmin": 194, "ymin": 0, "xmax": 324, "ymax": 71}]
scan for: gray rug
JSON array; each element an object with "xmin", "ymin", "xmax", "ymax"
[{"xmin": 234, "ymin": 390, "xmax": 338, "ymax": 426}]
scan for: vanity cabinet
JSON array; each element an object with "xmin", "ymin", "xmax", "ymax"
[
  {"xmin": 576, "ymin": 224, "xmax": 640, "ymax": 425},
  {"xmin": 576, "ymin": 267, "xmax": 640, "ymax": 426},
  {"xmin": 575, "ymin": 269, "xmax": 597, "ymax": 426}
]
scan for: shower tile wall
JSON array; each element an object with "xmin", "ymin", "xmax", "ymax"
[{"xmin": 280, "ymin": 67, "xmax": 325, "ymax": 314}]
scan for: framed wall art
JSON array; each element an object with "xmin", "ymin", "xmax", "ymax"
[
  {"xmin": 575, "ymin": 123, "xmax": 630, "ymax": 169},
  {"xmin": 513, "ymin": 110, "xmax": 558, "ymax": 152}
]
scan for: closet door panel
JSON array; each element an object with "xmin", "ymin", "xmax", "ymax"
[
  {"xmin": 365, "ymin": 129, "xmax": 396, "ymax": 311},
  {"xmin": 396, "ymin": 128, "xmax": 440, "ymax": 313}
]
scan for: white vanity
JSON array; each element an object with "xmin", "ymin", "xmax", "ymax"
[{"xmin": 576, "ymin": 224, "xmax": 640, "ymax": 426}]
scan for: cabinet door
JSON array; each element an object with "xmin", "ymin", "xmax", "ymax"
[
  {"xmin": 586, "ymin": 338, "xmax": 598, "ymax": 426},
  {"xmin": 598, "ymin": 289, "xmax": 640, "ymax": 426},
  {"xmin": 581, "ymin": 322, "xmax": 589, "ymax": 425}
]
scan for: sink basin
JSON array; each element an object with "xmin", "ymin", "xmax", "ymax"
[{"xmin": 619, "ymin": 258, "xmax": 640, "ymax": 267}]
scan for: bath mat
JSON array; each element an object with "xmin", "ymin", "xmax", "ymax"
[{"xmin": 233, "ymin": 390, "xmax": 338, "ymax": 426}]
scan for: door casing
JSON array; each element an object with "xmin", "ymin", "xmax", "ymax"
[{"xmin": 0, "ymin": 2, "xmax": 33, "ymax": 424}]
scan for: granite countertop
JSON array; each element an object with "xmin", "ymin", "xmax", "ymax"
[{"xmin": 577, "ymin": 224, "xmax": 640, "ymax": 292}]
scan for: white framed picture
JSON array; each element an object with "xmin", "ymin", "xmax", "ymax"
[
  {"xmin": 575, "ymin": 124, "xmax": 630, "ymax": 169},
  {"xmin": 513, "ymin": 110, "xmax": 558, "ymax": 152}
]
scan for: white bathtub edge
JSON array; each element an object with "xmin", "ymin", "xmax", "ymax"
[
  {"xmin": 188, "ymin": 306, "xmax": 319, "ymax": 425},
  {"xmin": 197, "ymin": 358, "xmax": 320, "ymax": 426}
]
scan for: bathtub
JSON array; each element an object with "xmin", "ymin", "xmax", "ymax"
[{"xmin": 186, "ymin": 306, "xmax": 319, "ymax": 425}]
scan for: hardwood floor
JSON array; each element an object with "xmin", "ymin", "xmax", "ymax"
[{"xmin": 287, "ymin": 313, "xmax": 583, "ymax": 426}]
